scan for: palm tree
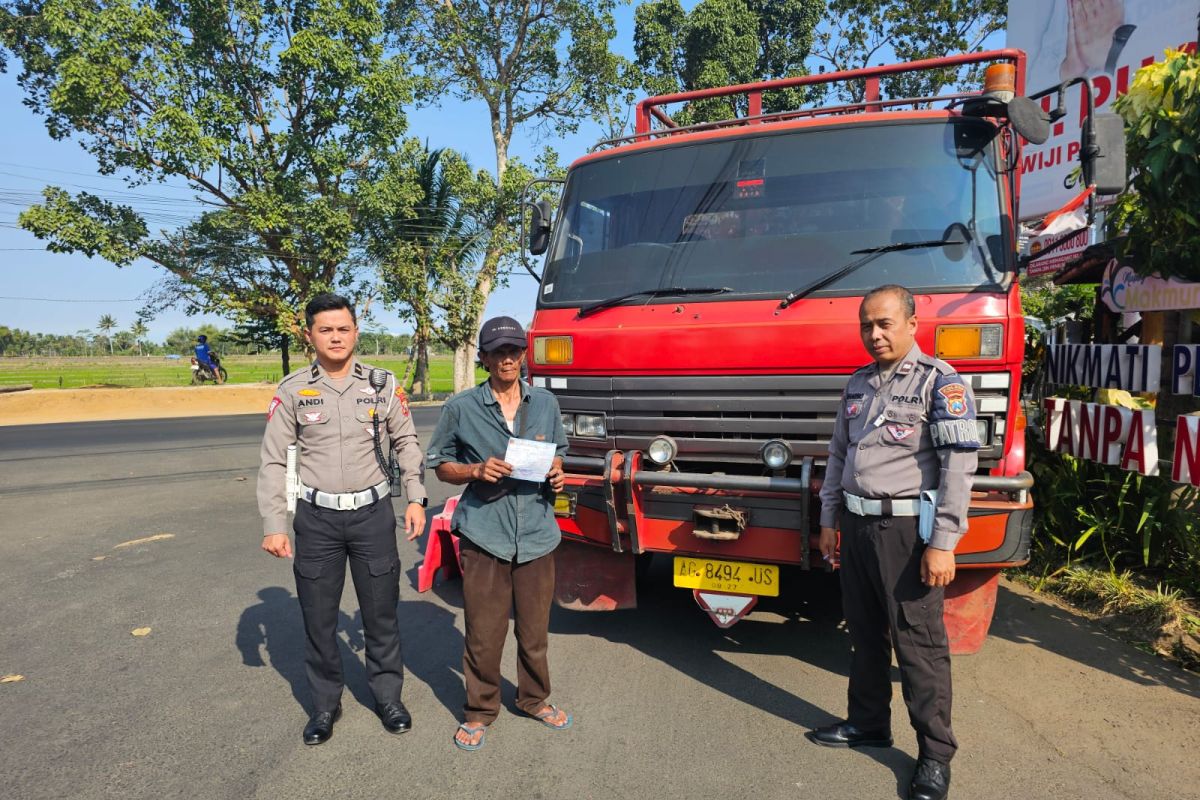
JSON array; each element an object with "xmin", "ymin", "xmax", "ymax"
[
  {"xmin": 97, "ymin": 315, "xmax": 118, "ymax": 356},
  {"xmin": 370, "ymin": 146, "xmax": 488, "ymax": 396},
  {"xmin": 130, "ymin": 321, "xmax": 149, "ymax": 356}
]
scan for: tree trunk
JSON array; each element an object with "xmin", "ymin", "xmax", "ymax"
[
  {"xmin": 280, "ymin": 332, "xmax": 291, "ymax": 375},
  {"xmin": 412, "ymin": 322, "xmax": 430, "ymax": 398},
  {"xmin": 453, "ymin": 343, "xmax": 475, "ymax": 393}
]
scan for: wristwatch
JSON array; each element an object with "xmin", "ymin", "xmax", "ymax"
[{"xmin": 409, "ymin": 497, "xmax": 428, "ymax": 508}]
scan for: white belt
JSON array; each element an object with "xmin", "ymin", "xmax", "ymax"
[
  {"xmin": 843, "ymin": 491, "xmax": 920, "ymax": 517},
  {"xmin": 301, "ymin": 480, "xmax": 390, "ymax": 511}
]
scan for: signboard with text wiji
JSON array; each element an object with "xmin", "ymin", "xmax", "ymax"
[
  {"xmin": 1007, "ymin": 0, "xmax": 1198, "ymax": 220},
  {"xmin": 1042, "ymin": 397, "xmax": 1158, "ymax": 475}
]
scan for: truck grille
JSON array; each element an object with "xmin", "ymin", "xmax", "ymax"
[{"xmin": 536, "ymin": 373, "xmax": 1009, "ymax": 468}]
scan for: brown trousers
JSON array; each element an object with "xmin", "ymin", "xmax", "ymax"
[{"xmin": 459, "ymin": 538, "xmax": 556, "ymax": 725}]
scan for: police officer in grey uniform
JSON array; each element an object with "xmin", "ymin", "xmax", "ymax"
[
  {"xmin": 808, "ymin": 285, "xmax": 979, "ymax": 800},
  {"xmin": 258, "ymin": 293, "xmax": 428, "ymax": 745}
]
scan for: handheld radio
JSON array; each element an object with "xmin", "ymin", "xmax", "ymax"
[{"xmin": 369, "ymin": 368, "xmax": 404, "ymax": 497}]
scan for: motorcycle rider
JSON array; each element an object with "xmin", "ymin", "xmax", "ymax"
[{"xmin": 194, "ymin": 335, "xmax": 223, "ymax": 384}]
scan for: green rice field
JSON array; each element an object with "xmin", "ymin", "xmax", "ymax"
[{"xmin": 0, "ymin": 354, "xmax": 476, "ymax": 391}]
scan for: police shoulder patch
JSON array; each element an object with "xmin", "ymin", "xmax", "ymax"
[
  {"xmin": 931, "ymin": 373, "xmax": 976, "ymax": 424},
  {"xmin": 266, "ymin": 396, "xmax": 282, "ymax": 420}
]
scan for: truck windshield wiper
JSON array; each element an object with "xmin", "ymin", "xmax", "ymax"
[
  {"xmin": 577, "ymin": 286, "xmax": 732, "ymax": 318},
  {"xmin": 776, "ymin": 239, "xmax": 958, "ymax": 309}
]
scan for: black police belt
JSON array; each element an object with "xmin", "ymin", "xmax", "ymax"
[
  {"xmin": 843, "ymin": 491, "xmax": 920, "ymax": 517},
  {"xmin": 301, "ymin": 480, "xmax": 390, "ymax": 511}
]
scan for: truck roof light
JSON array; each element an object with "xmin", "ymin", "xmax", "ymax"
[{"xmin": 983, "ymin": 63, "xmax": 1016, "ymax": 103}]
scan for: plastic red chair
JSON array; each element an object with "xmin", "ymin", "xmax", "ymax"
[{"xmin": 417, "ymin": 494, "xmax": 463, "ymax": 592}]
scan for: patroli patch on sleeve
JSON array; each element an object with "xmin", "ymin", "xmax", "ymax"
[
  {"xmin": 930, "ymin": 419, "xmax": 980, "ymax": 449},
  {"xmin": 267, "ymin": 396, "xmax": 282, "ymax": 420},
  {"xmin": 937, "ymin": 383, "xmax": 969, "ymax": 417}
]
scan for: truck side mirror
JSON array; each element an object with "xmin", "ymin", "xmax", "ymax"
[
  {"xmin": 1083, "ymin": 113, "xmax": 1127, "ymax": 195},
  {"xmin": 1006, "ymin": 96, "xmax": 1051, "ymax": 145},
  {"xmin": 528, "ymin": 199, "xmax": 552, "ymax": 255}
]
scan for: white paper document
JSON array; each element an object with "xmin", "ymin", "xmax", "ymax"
[{"xmin": 503, "ymin": 437, "xmax": 557, "ymax": 483}]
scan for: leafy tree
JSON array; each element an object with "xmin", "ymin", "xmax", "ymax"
[
  {"xmin": 1110, "ymin": 49, "xmax": 1200, "ymax": 282},
  {"xmin": 1, "ymin": 0, "xmax": 417, "ymax": 374},
  {"xmin": 633, "ymin": 0, "xmax": 823, "ymax": 125},
  {"xmin": 402, "ymin": 0, "xmax": 624, "ymax": 391},
  {"xmin": 813, "ymin": 0, "xmax": 1006, "ymax": 103},
  {"xmin": 96, "ymin": 314, "xmax": 117, "ymax": 355}
]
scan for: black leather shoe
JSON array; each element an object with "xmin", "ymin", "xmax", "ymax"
[
  {"xmin": 805, "ymin": 721, "xmax": 893, "ymax": 748},
  {"xmin": 303, "ymin": 705, "xmax": 342, "ymax": 746},
  {"xmin": 909, "ymin": 756, "xmax": 951, "ymax": 800},
  {"xmin": 376, "ymin": 701, "xmax": 412, "ymax": 734}
]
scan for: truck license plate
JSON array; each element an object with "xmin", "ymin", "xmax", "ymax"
[{"xmin": 673, "ymin": 557, "xmax": 779, "ymax": 597}]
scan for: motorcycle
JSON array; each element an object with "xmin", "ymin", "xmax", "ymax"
[{"xmin": 190, "ymin": 353, "xmax": 228, "ymax": 384}]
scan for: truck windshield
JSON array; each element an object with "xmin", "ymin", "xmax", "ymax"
[{"xmin": 539, "ymin": 119, "xmax": 1009, "ymax": 308}]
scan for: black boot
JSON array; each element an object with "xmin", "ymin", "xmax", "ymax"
[
  {"xmin": 909, "ymin": 756, "xmax": 951, "ymax": 800},
  {"xmin": 303, "ymin": 705, "xmax": 342, "ymax": 746}
]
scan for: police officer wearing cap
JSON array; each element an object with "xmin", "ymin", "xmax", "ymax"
[
  {"xmin": 425, "ymin": 316, "xmax": 570, "ymax": 752},
  {"xmin": 809, "ymin": 285, "xmax": 979, "ymax": 800},
  {"xmin": 257, "ymin": 293, "xmax": 428, "ymax": 745}
]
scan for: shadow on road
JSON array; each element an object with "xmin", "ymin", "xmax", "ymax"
[
  {"xmin": 988, "ymin": 583, "xmax": 1200, "ymax": 699},
  {"xmin": 550, "ymin": 560, "xmax": 916, "ymax": 798},
  {"xmin": 234, "ymin": 586, "xmax": 374, "ymax": 713}
]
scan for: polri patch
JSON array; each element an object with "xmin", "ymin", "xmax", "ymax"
[
  {"xmin": 938, "ymin": 383, "xmax": 968, "ymax": 417},
  {"xmin": 886, "ymin": 424, "xmax": 915, "ymax": 441},
  {"xmin": 298, "ymin": 389, "xmax": 320, "ymax": 396},
  {"xmin": 267, "ymin": 396, "xmax": 282, "ymax": 420}
]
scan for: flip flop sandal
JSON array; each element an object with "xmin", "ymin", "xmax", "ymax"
[
  {"xmin": 531, "ymin": 704, "xmax": 573, "ymax": 731},
  {"xmin": 454, "ymin": 723, "xmax": 487, "ymax": 751}
]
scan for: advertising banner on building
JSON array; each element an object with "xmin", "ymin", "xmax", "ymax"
[{"xmin": 1007, "ymin": 0, "xmax": 1199, "ymax": 220}]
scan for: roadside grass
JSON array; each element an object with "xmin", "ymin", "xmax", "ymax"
[
  {"xmin": 1013, "ymin": 566, "xmax": 1200, "ymax": 671},
  {"xmin": 0, "ymin": 354, "xmax": 479, "ymax": 392}
]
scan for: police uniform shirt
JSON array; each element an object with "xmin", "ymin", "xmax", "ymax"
[
  {"xmin": 818, "ymin": 343, "xmax": 980, "ymax": 551},
  {"xmin": 257, "ymin": 360, "xmax": 427, "ymax": 535}
]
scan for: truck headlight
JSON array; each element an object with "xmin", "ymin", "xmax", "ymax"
[
  {"xmin": 574, "ymin": 413, "xmax": 606, "ymax": 438},
  {"xmin": 647, "ymin": 436, "xmax": 678, "ymax": 465},
  {"xmin": 561, "ymin": 413, "xmax": 575, "ymax": 436},
  {"xmin": 760, "ymin": 439, "xmax": 793, "ymax": 469}
]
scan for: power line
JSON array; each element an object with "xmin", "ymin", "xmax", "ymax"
[{"xmin": 0, "ymin": 295, "xmax": 142, "ymax": 303}]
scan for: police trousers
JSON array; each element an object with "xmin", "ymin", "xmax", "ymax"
[
  {"xmin": 840, "ymin": 512, "xmax": 957, "ymax": 763},
  {"xmin": 293, "ymin": 497, "xmax": 403, "ymax": 713},
  {"xmin": 458, "ymin": 538, "xmax": 556, "ymax": 725}
]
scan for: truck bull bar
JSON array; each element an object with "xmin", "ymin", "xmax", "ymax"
[{"xmin": 564, "ymin": 451, "xmax": 1033, "ymax": 562}]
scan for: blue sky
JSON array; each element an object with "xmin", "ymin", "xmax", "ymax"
[{"xmin": 0, "ymin": 3, "xmax": 664, "ymax": 342}]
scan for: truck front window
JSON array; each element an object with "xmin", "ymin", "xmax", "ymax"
[{"xmin": 540, "ymin": 119, "xmax": 1009, "ymax": 308}]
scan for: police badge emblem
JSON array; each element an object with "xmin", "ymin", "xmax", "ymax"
[{"xmin": 938, "ymin": 383, "xmax": 969, "ymax": 417}]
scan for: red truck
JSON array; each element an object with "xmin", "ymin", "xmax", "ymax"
[{"xmin": 522, "ymin": 50, "xmax": 1122, "ymax": 652}]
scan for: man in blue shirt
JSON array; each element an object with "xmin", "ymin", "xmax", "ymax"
[
  {"xmin": 425, "ymin": 316, "xmax": 570, "ymax": 751},
  {"xmin": 194, "ymin": 335, "xmax": 222, "ymax": 383}
]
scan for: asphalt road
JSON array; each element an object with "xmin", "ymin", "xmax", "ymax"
[{"xmin": 1, "ymin": 414, "xmax": 1198, "ymax": 800}]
